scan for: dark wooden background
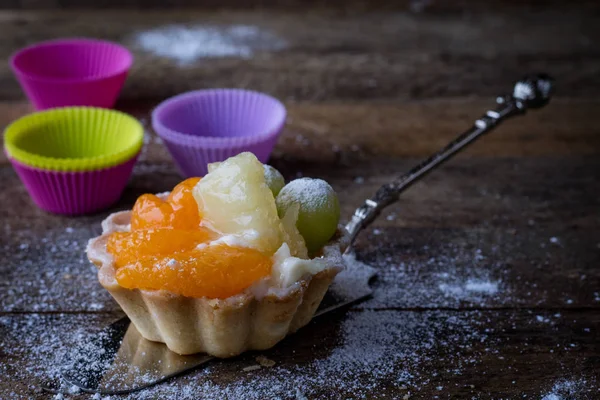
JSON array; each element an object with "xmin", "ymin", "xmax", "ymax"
[{"xmin": 0, "ymin": 1, "xmax": 599, "ymax": 399}]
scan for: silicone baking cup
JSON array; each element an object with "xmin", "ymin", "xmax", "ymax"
[
  {"xmin": 152, "ymin": 89, "xmax": 286, "ymax": 177},
  {"xmin": 4, "ymin": 107, "xmax": 143, "ymax": 215},
  {"xmin": 10, "ymin": 38, "xmax": 133, "ymax": 110}
]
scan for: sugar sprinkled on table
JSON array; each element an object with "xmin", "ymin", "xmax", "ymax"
[{"xmin": 131, "ymin": 24, "xmax": 287, "ymax": 65}]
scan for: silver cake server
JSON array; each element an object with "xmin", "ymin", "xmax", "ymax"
[{"xmin": 47, "ymin": 73, "xmax": 553, "ymax": 395}]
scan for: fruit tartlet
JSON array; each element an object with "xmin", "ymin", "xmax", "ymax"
[{"xmin": 87, "ymin": 152, "xmax": 347, "ymax": 357}]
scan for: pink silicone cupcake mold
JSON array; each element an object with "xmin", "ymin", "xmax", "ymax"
[
  {"xmin": 9, "ymin": 157, "xmax": 138, "ymax": 216},
  {"xmin": 152, "ymin": 89, "xmax": 286, "ymax": 177},
  {"xmin": 10, "ymin": 38, "xmax": 133, "ymax": 110}
]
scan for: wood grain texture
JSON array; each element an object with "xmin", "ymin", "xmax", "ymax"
[
  {"xmin": 1, "ymin": 310, "xmax": 598, "ymax": 399},
  {"xmin": 1, "ymin": 3, "xmax": 599, "ymax": 399},
  {"xmin": 1, "ymin": 156, "xmax": 598, "ymax": 312},
  {"xmin": 0, "ymin": 6, "xmax": 599, "ymax": 101},
  {"xmin": 2, "ymin": 97, "xmax": 599, "ymax": 166}
]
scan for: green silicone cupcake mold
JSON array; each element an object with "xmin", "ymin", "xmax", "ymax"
[{"xmin": 4, "ymin": 107, "xmax": 143, "ymax": 172}]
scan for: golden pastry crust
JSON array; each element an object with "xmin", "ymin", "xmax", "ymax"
[{"xmin": 86, "ymin": 209, "xmax": 345, "ymax": 357}]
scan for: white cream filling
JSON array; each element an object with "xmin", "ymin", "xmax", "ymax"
[
  {"xmin": 195, "ymin": 233, "xmax": 326, "ymax": 288},
  {"xmin": 271, "ymin": 243, "xmax": 327, "ymax": 287}
]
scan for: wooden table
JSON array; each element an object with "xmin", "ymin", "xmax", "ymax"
[{"xmin": 1, "ymin": 2, "xmax": 599, "ymax": 399}]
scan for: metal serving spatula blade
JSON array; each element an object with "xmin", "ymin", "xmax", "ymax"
[{"xmin": 49, "ymin": 74, "xmax": 553, "ymax": 395}]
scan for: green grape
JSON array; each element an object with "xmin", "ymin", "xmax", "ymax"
[
  {"xmin": 276, "ymin": 178, "xmax": 340, "ymax": 253},
  {"xmin": 264, "ymin": 164, "xmax": 285, "ymax": 197}
]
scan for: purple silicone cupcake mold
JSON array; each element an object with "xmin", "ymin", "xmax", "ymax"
[
  {"xmin": 10, "ymin": 38, "xmax": 133, "ymax": 110},
  {"xmin": 9, "ymin": 156, "xmax": 138, "ymax": 216},
  {"xmin": 152, "ymin": 89, "xmax": 286, "ymax": 177}
]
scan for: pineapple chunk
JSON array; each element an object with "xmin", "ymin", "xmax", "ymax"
[
  {"xmin": 207, "ymin": 162, "xmax": 221, "ymax": 173},
  {"xmin": 192, "ymin": 153, "xmax": 284, "ymax": 255}
]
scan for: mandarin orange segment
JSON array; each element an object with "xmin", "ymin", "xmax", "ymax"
[
  {"xmin": 167, "ymin": 177, "xmax": 202, "ymax": 230},
  {"xmin": 115, "ymin": 244, "xmax": 272, "ymax": 299},
  {"xmin": 106, "ymin": 228, "xmax": 216, "ymax": 268},
  {"xmin": 130, "ymin": 193, "xmax": 172, "ymax": 230},
  {"xmin": 130, "ymin": 177, "xmax": 201, "ymax": 231},
  {"xmin": 167, "ymin": 177, "xmax": 200, "ymax": 210}
]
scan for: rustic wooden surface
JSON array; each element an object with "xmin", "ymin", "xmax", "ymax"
[{"xmin": 1, "ymin": 2, "xmax": 599, "ymax": 399}]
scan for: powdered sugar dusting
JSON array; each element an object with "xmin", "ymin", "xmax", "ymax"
[
  {"xmin": 131, "ymin": 24, "xmax": 287, "ymax": 65},
  {"xmin": 540, "ymin": 378, "xmax": 593, "ymax": 400},
  {"xmin": 0, "ymin": 310, "xmax": 487, "ymax": 399},
  {"xmin": 0, "ymin": 313, "xmax": 115, "ymax": 399},
  {"xmin": 311, "ymin": 310, "xmax": 480, "ymax": 393},
  {"xmin": 464, "ymin": 279, "xmax": 499, "ymax": 293},
  {"xmin": 277, "ymin": 178, "xmax": 338, "ymax": 214},
  {"xmin": 438, "ymin": 278, "xmax": 500, "ymax": 301},
  {"xmin": 357, "ymin": 236, "xmax": 516, "ymax": 308},
  {"xmin": 1, "ymin": 279, "xmax": 596, "ymax": 398},
  {"xmin": 0, "ymin": 225, "xmax": 114, "ymax": 312},
  {"xmin": 0, "ymin": 254, "xmax": 486, "ymax": 398}
]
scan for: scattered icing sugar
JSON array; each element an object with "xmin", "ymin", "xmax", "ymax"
[
  {"xmin": 464, "ymin": 279, "xmax": 499, "ymax": 293},
  {"xmin": 2, "ymin": 158, "xmax": 596, "ymax": 398},
  {"xmin": 0, "ymin": 313, "xmax": 113, "ymax": 398},
  {"xmin": 438, "ymin": 278, "xmax": 500, "ymax": 300},
  {"xmin": 0, "ymin": 310, "xmax": 486, "ymax": 399},
  {"xmin": 0, "ymin": 253, "xmax": 596, "ymax": 399},
  {"xmin": 311, "ymin": 310, "xmax": 479, "ymax": 390},
  {"xmin": 0, "ymin": 225, "xmax": 114, "ymax": 313},
  {"xmin": 540, "ymin": 378, "xmax": 592, "ymax": 400},
  {"xmin": 131, "ymin": 24, "xmax": 287, "ymax": 64},
  {"xmin": 357, "ymin": 237, "xmax": 516, "ymax": 308},
  {"xmin": 536, "ymin": 315, "xmax": 551, "ymax": 323}
]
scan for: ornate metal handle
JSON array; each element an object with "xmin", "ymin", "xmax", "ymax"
[{"xmin": 345, "ymin": 73, "xmax": 555, "ymax": 246}]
